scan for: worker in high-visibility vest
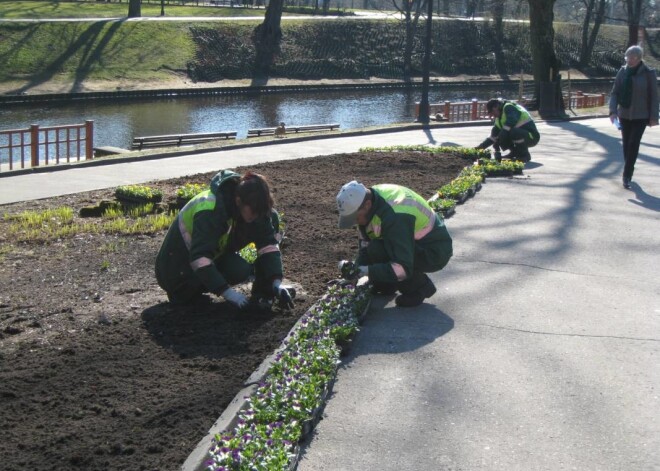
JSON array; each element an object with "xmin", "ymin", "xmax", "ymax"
[
  {"xmin": 155, "ymin": 170, "xmax": 294, "ymax": 310},
  {"xmin": 476, "ymin": 98, "xmax": 540, "ymax": 162},
  {"xmin": 336, "ymin": 181, "xmax": 453, "ymax": 308}
]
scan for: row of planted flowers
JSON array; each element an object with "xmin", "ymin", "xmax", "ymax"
[
  {"xmin": 203, "ymin": 282, "xmax": 371, "ymax": 471},
  {"xmin": 194, "ymin": 145, "xmax": 521, "ymax": 470},
  {"xmin": 200, "ymin": 146, "xmax": 524, "ymax": 470},
  {"xmin": 358, "ymin": 145, "xmax": 525, "ymax": 219}
]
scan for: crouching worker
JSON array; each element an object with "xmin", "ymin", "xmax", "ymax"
[
  {"xmin": 336, "ymin": 181, "xmax": 452, "ymax": 308},
  {"xmin": 475, "ymin": 98, "xmax": 540, "ymax": 163},
  {"xmin": 155, "ymin": 170, "xmax": 294, "ymax": 311}
]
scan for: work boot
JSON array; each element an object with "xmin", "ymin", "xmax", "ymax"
[
  {"xmin": 395, "ymin": 276, "xmax": 437, "ymax": 308},
  {"xmin": 501, "ymin": 145, "xmax": 530, "ymax": 163},
  {"xmin": 513, "ymin": 144, "xmax": 531, "ymax": 162},
  {"xmin": 622, "ymin": 176, "xmax": 631, "ymax": 189}
]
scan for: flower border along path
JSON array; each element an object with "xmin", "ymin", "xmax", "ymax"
[
  {"xmin": 182, "ymin": 283, "xmax": 371, "ymax": 471},
  {"xmin": 182, "ymin": 145, "xmax": 524, "ymax": 471}
]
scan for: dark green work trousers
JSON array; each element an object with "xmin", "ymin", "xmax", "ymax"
[
  {"xmin": 363, "ymin": 239, "xmax": 451, "ymax": 294},
  {"xmin": 165, "ymin": 252, "xmax": 272, "ymax": 305}
]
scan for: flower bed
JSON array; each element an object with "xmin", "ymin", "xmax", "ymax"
[
  {"xmin": 204, "ymin": 283, "xmax": 371, "ymax": 471},
  {"xmin": 114, "ymin": 184, "xmax": 163, "ymax": 204},
  {"xmin": 196, "ymin": 145, "xmax": 523, "ymax": 470},
  {"xmin": 359, "ymin": 144, "xmax": 525, "ymax": 220}
]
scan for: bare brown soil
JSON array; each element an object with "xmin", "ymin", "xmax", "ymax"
[{"xmin": 0, "ymin": 150, "xmax": 471, "ymax": 471}]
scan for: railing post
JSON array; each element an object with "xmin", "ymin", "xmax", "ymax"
[
  {"xmin": 471, "ymin": 98, "xmax": 478, "ymax": 120},
  {"xmin": 85, "ymin": 120, "xmax": 94, "ymax": 160},
  {"xmin": 444, "ymin": 101, "xmax": 451, "ymax": 121},
  {"xmin": 567, "ymin": 69, "xmax": 572, "ymax": 110},
  {"xmin": 30, "ymin": 124, "xmax": 40, "ymax": 167},
  {"xmin": 519, "ymin": 69, "xmax": 524, "ymax": 102}
]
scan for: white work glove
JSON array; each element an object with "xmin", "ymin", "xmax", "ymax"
[
  {"xmin": 272, "ymin": 280, "xmax": 295, "ymax": 310},
  {"xmin": 221, "ymin": 287, "xmax": 249, "ymax": 309}
]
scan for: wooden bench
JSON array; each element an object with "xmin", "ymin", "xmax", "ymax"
[
  {"xmin": 247, "ymin": 123, "xmax": 340, "ymax": 138},
  {"xmin": 131, "ymin": 131, "xmax": 237, "ymax": 151}
]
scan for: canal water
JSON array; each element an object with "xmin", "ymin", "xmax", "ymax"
[{"xmin": 1, "ymin": 82, "xmax": 612, "ymax": 152}]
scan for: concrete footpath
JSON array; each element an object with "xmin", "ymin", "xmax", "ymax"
[
  {"xmin": 296, "ymin": 119, "xmax": 660, "ymax": 471},
  {"xmin": 2, "ymin": 118, "xmax": 659, "ymax": 470}
]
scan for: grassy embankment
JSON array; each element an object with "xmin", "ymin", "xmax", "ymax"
[
  {"xmin": 0, "ymin": 1, "xmax": 657, "ymax": 91},
  {"xmin": 0, "ymin": 0, "xmax": 269, "ymax": 19}
]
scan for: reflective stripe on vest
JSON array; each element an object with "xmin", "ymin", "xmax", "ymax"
[
  {"xmin": 366, "ymin": 184, "xmax": 437, "ymax": 241},
  {"xmin": 495, "ymin": 102, "xmax": 532, "ymax": 131},
  {"xmin": 178, "ymin": 190, "xmax": 231, "ymax": 258}
]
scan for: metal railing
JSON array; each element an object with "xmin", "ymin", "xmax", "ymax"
[
  {"xmin": 0, "ymin": 121, "xmax": 94, "ymax": 172},
  {"xmin": 415, "ymin": 75, "xmax": 606, "ymax": 122},
  {"xmin": 416, "ymin": 99, "xmax": 489, "ymax": 122}
]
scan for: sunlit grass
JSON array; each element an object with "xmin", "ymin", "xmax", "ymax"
[
  {"xmin": 0, "ymin": 244, "xmax": 12, "ymax": 263},
  {"xmin": 3, "ymin": 206, "xmax": 177, "ymax": 242},
  {"xmin": 0, "ymin": 1, "xmax": 268, "ymax": 19},
  {"xmin": 0, "ymin": 21, "xmax": 196, "ymax": 82}
]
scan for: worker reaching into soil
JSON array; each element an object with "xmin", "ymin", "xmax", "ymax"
[
  {"xmin": 155, "ymin": 170, "xmax": 294, "ymax": 311},
  {"xmin": 336, "ymin": 181, "xmax": 453, "ymax": 308},
  {"xmin": 475, "ymin": 98, "xmax": 540, "ymax": 163}
]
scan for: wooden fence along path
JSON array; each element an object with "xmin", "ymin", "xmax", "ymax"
[
  {"xmin": 1, "ymin": 92, "xmax": 606, "ymax": 173},
  {"xmin": 419, "ymin": 92, "xmax": 606, "ymax": 122},
  {"xmin": 0, "ymin": 121, "xmax": 94, "ymax": 172}
]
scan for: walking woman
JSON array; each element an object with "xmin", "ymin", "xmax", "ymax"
[{"xmin": 609, "ymin": 45, "xmax": 659, "ymax": 189}]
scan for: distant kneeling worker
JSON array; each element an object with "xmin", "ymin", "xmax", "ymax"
[
  {"xmin": 155, "ymin": 170, "xmax": 294, "ymax": 310},
  {"xmin": 475, "ymin": 98, "xmax": 540, "ymax": 162},
  {"xmin": 336, "ymin": 181, "xmax": 453, "ymax": 308}
]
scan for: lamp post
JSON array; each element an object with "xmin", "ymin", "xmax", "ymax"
[{"xmin": 417, "ymin": 0, "xmax": 433, "ymax": 123}]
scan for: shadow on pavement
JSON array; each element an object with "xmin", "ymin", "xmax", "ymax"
[
  {"xmin": 347, "ymin": 297, "xmax": 454, "ymax": 357},
  {"xmin": 628, "ymin": 182, "xmax": 660, "ymax": 212}
]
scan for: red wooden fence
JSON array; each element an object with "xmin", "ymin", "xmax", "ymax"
[{"xmin": 0, "ymin": 120, "xmax": 94, "ymax": 172}]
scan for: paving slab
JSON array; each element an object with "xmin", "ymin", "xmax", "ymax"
[{"xmin": 295, "ymin": 118, "xmax": 660, "ymax": 471}]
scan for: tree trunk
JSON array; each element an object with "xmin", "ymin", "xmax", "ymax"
[
  {"xmin": 578, "ymin": 0, "xmax": 595, "ymax": 66},
  {"xmin": 624, "ymin": 0, "xmax": 642, "ymax": 47},
  {"xmin": 492, "ymin": 0, "xmax": 505, "ymax": 74},
  {"xmin": 404, "ymin": 9, "xmax": 414, "ymax": 79},
  {"xmin": 394, "ymin": 0, "xmax": 423, "ymax": 81},
  {"xmin": 528, "ymin": 0, "xmax": 563, "ymax": 114},
  {"xmin": 128, "ymin": 0, "xmax": 141, "ymax": 18},
  {"xmin": 578, "ymin": 0, "xmax": 606, "ymax": 67},
  {"xmin": 253, "ymin": 0, "xmax": 284, "ymax": 78}
]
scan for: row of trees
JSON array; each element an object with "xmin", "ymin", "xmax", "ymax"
[{"xmin": 125, "ymin": 0, "xmax": 652, "ymax": 112}]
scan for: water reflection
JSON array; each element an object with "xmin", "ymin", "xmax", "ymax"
[{"xmin": 1, "ymin": 83, "xmax": 612, "ymax": 150}]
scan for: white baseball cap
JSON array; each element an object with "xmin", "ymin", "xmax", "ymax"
[{"xmin": 336, "ymin": 180, "xmax": 367, "ymax": 229}]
